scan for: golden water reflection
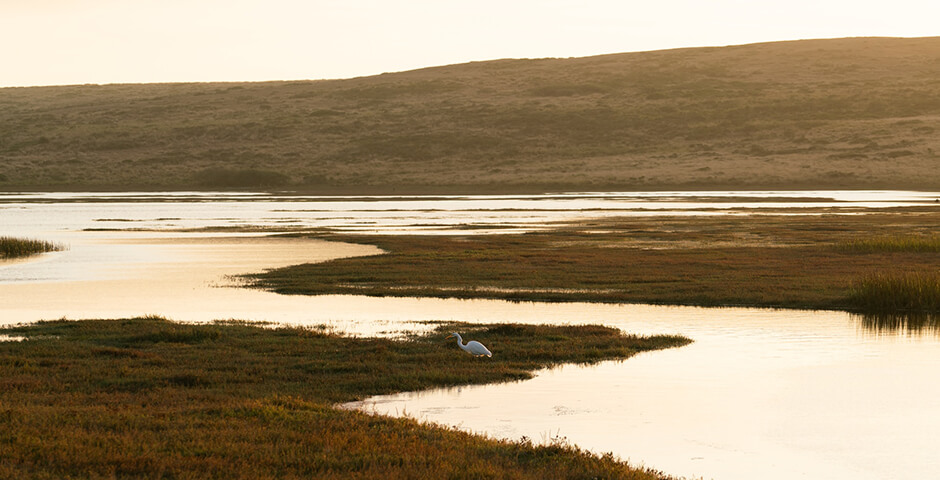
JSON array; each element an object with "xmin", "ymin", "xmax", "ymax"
[
  {"xmin": 0, "ymin": 235, "xmax": 383, "ymax": 326},
  {"xmin": 854, "ymin": 312, "xmax": 940, "ymax": 336},
  {"xmin": 349, "ymin": 311, "xmax": 940, "ymax": 480}
]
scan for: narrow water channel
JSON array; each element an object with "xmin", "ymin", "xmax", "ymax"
[{"xmin": 347, "ymin": 306, "xmax": 940, "ymax": 480}]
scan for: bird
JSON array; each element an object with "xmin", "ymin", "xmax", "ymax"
[{"xmin": 447, "ymin": 332, "xmax": 492, "ymax": 357}]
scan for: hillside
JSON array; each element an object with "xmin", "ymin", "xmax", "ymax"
[{"xmin": 2, "ymin": 36, "xmax": 939, "ymax": 192}]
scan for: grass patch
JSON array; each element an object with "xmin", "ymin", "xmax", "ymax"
[
  {"xmin": 0, "ymin": 317, "xmax": 688, "ymax": 479},
  {"xmin": 836, "ymin": 234, "xmax": 940, "ymax": 253},
  {"xmin": 0, "ymin": 236, "xmax": 63, "ymax": 259},
  {"xmin": 848, "ymin": 271, "xmax": 940, "ymax": 312},
  {"xmin": 248, "ymin": 211, "xmax": 940, "ymax": 312}
]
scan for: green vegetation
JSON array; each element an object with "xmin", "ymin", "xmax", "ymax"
[
  {"xmin": 249, "ymin": 209, "xmax": 940, "ymax": 312},
  {"xmin": 2, "ymin": 37, "xmax": 940, "ymax": 191},
  {"xmin": 836, "ymin": 234, "xmax": 940, "ymax": 313},
  {"xmin": 0, "ymin": 236, "xmax": 62, "ymax": 259},
  {"xmin": 0, "ymin": 317, "xmax": 688, "ymax": 479},
  {"xmin": 836, "ymin": 234, "xmax": 940, "ymax": 253},
  {"xmin": 849, "ymin": 271, "xmax": 940, "ymax": 312}
]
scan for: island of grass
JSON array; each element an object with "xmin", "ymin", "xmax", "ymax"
[
  {"xmin": 0, "ymin": 317, "xmax": 690, "ymax": 479},
  {"xmin": 0, "ymin": 236, "xmax": 62, "ymax": 259},
  {"xmin": 249, "ymin": 209, "xmax": 940, "ymax": 314}
]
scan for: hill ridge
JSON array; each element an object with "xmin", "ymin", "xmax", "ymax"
[{"xmin": 2, "ymin": 36, "xmax": 939, "ymax": 192}]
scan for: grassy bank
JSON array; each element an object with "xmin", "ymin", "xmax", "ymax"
[
  {"xmin": 849, "ymin": 271, "xmax": 940, "ymax": 312},
  {"xmin": 3, "ymin": 37, "xmax": 940, "ymax": 191},
  {"xmin": 0, "ymin": 317, "xmax": 689, "ymax": 479},
  {"xmin": 836, "ymin": 234, "xmax": 940, "ymax": 253},
  {"xmin": 249, "ymin": 210, "xmax": 940, "ymax": 312},
  {"xmin": 0, "ymin": 236, "xmax": 62, "ymax": 259}
]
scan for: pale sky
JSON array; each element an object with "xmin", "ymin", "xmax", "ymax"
[{"xmin": 1, "ymin": 0, "xmax": 938, "ymax": 87}]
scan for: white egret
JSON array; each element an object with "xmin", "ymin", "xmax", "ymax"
[{"xmin": 448, "ymin": 332, "xmax": 492, "ymax": 357}]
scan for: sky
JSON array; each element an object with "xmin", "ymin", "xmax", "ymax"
[{"xmin": 1, "ymin": 0, "xmax": 938, "ymax": 87}]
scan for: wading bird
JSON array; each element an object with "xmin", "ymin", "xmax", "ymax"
[{"xmin": 448, "ymin": 332, "xmax": 492, "ymax": 357}]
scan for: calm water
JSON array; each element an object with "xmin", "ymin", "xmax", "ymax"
[
  {"xmin": 2, "ymin": 191, "xmax": 939, "ymax": 480},
  {"xmin": 347, "ymin": 307, "xmax": 940, "ymax": 480},
  {"xmin": 2, "ymin": 190, "xmax": 937, "ymax": 237}
]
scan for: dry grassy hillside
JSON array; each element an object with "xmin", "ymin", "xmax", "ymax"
[{"xmin": 2, "ymin": 37, "xmax": 939, "ymax": 192}]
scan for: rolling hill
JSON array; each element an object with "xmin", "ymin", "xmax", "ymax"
[{"xmin": 2, "ymin": 36, "xmax": 939, "ymax": 192}]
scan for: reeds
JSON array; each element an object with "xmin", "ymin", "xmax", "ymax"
[
  {"xmin": 849, "ymin": 271, "xmax": 940, "ymax": 312},
  {"xmin": 836, "ymin": 235, "xmax": 940, "ymax": 253},
  {"xmin": 0, "ymin": 236, "xmax": 63, "ymax": 258}
]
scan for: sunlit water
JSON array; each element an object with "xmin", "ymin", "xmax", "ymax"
[
  {"xmin": 2, "ymin": 190, "xmax": 937, "ymax": 236},
  {"xmin": 347, "ymin": 308, "xmax": 940, "ymax": 480},
  {"xmin": 2, "ymin": 191, "xmax": 940, "ymax": 480}
]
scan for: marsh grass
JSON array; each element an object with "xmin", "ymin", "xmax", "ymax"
[
  {"xmin": 0, "ymin": 236, "xmax": 63, "ymax": 259},
  {"xmin": 0, "ymin": 317, "xmax": 687, "ymax": 479},
  {"xmin": 848, "ymin": 271, "xmax": 940, "ymax": 312},
  {"xmin": 836, "ymin": 234, "xmax": 940, "ymax": 253},
  {"xmin": 249, "ymin": 211, "xmax": 940, "ymax": 311}
]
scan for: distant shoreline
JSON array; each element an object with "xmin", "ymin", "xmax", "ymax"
[{"xmin": 3, "ymin": 181, "xmax": 940, "ymax": 196}]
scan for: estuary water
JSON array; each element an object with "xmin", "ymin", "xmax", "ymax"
[{"xmin": 2, "ymin": 190, "xmax": 940, "ymax": 480}]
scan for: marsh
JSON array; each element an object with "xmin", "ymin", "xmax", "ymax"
[{"xmin": 2, "ymin": 190, "xmax": 940, "ymax": 479}]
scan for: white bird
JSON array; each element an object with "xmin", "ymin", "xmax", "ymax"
[{"xmin": 448, "ymin": 332, "xmax": 492, "ymax": 357}]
